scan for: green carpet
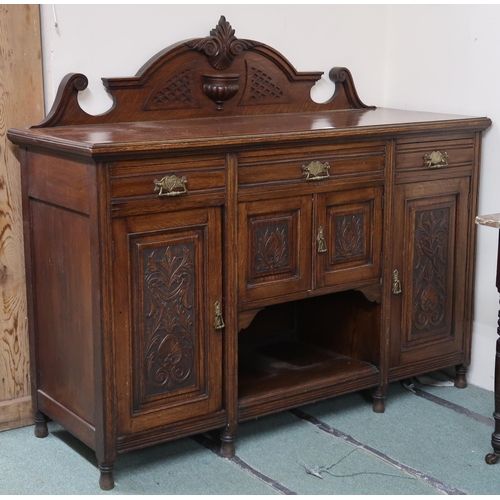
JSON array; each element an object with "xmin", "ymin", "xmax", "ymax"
[{"xmin": 1, "ymin": 379, "xmax": 499, "ymax": 495}]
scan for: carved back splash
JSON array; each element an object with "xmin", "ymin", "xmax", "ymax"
[{"xmin": 35, "ymin": 16, "xmax": 372, "ymax": 128}]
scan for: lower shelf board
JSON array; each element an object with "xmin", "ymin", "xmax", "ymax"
[{"xmin": 238, "ymin": 340, "xmax": 380, "ymax": 419}]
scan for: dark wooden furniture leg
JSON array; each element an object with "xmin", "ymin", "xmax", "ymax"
[
  {"xmin": 485, "ymin": 329, "xmax": 500, "ymax": 463},
  {"xmin": 454, "ymin": 364, "xmax": 468, "ymax": 388},
  {"xmin": 34, "ymin": 410, "xmax": 48, "ymax": 438},
  {"xmin": 98, "ymin": 461, "xmax": 115, "ymax": 490},
  {"xmin": 485, "ymin": 231, "xmax": 500, "ymax": 464},
  {"xmin": 220, "ymin": 427, "xmax": 236, "ymax": 457},
  {"xmin": 372, "ymin": 386, "xmax": 386, "ymax": 413}
]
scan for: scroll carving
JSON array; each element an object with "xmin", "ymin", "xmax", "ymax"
[
  {"xmin": 143, "ymin": 244, "xmax": 196, "ymax": 396},
  {"xmin": 335, "ymin": 214, "xmax": 365, "ymax": 260},
  {"xmin": 412, "ymin": 208, "xmax": 449, "ymax": 334},
  {"xmin": 188, "ymin": 16, "xmax": 258, "ymax": 70}
]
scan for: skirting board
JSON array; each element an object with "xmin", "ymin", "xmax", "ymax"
[{"xmin": 0, "ymin": 396, "xmax": 33, "ymax": 432}]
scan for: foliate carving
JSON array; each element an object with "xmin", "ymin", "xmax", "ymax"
[
  {"xmin": 143, "ymin": 244, "xmax": 196, "ymax": 396},
  {"xmin": 187, "ymin": 16, "xmax": 258, "ymax": 70},
  {"xmin": 250, "ymin": 68, "xmax": 284, "ymax": 100},
  {"xmin": 412, "ymin": 208, "xmax": 449, "ymax": 333},
  {"xmin": 149, "ymin": 70, "xmax": 192, "ymax": 107},
  {"xmin": 335, "ymin": 214, "xmax": 365, "ymax": 260},
  {"xmin": 256, "ymin": 224, "xmax": 289, "ymax": 273}
]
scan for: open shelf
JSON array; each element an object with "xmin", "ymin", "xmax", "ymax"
[{"xmin": 237, "ymin": 291, "xmax": 381, "ymax": 420}]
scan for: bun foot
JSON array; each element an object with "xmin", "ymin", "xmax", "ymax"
[
  {"xmin": 220, "ymin": 429, "xmax": 235, "ymax": 458},
  {"xmin": 372, "ymin": 387, "xmax": 386, "ymax": 413},
  {"xmin": 485, "ymin": 452, "xmax": 500, "ymax": 464},
  {"xmin": 454, "ymin": 364, "xmax": 468, "ymax": 388},
  {"xmin": 34, "ymin": 411, "xmax": 48, "ymax": 438},
  {"xmin": 98, "ymin": 462, "xmax": 115, "ymax": 490},
  {"xmin": 372, "ymin": 398, "xmax": 385, "ymax": 413}
]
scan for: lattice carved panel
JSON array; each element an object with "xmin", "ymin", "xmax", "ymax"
[
  {"xmin": 239, "ymin": 61, "xmax": 291, "ymax": 106},
  {"xmin": 144, "ymin": 67, "xmax": 197, "ymax": 110}
]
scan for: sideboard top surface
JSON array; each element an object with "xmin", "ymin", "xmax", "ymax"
[{"xmin": 8, "ymin": 108, "xmax": 491, "ymax": 159}]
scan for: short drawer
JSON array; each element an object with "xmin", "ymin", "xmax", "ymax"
[
  {"xmin": 238, "ymin": 142, "xmax": 386, "ymax": 188},
  {"xmin": 110, "ymin": 161, "xmax": 226, "ymax": 200},
  {"xmin": 396, "ymin": 137, "xmax": 474, "ymax": 172}
]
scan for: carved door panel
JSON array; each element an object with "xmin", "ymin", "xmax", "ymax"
[
  {"xmin": 238, "ymin": 196, "xmax": 312, "ymax": 304},
  {"xmin": 316, "ymin": 186, "xmax": 383, "ymax": 289},
  {"xmin": 390, "ymin": 178, "xmax": 470, "ymax": 370},
  {"xmin": 113, "ymin": 207, "xmax": 223, "ymax": 436}
]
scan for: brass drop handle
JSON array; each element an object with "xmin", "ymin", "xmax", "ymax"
[
  {"xmin": 317, "ymin": 226, "xmax": 327, "ymax": 253},
  {"xmin": 214, "ymin": 301, "xmax": 225, "ymax": 330},
  {"xmin": 392, "ymin": 269, "xmax": 402, "ymax": 295},
  {"xmin": 302, "ymin": 160, "xmax": 330, "ymax": 181},
  {"xmin": 154, "ymin": 174, "xmax": 188, "ymax": 197},
  {"xmin": 424, "ymin": 150, "xmax": 448, "ymax": 169}
]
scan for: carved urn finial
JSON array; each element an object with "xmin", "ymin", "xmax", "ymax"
[
  {"xmin": 188, "ymin": 16, "xmax": 258, "ymax": 70},
  {"xmin": 202, "ymin": 73, "xmax": 240, "ymax": 110}
]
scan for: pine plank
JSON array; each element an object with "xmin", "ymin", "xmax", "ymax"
[{"xmin": 0, "ymin": 5, "xmax": 44, "ymax": 428}]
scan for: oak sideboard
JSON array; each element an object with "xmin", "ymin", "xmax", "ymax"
[{"xmin": 8, "ymin": 17, "xmax": 491, "ymax": 490}]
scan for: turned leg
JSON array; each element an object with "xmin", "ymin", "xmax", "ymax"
[
  {"xmin": 454, "ymin": 364, "xmax": 468, "ymax": 388},
  {"xmin": 372, "ymin": 386, "xmax": 386, "ymax": 413},
  {"xmin": 220, "ymin": 426, "xmax": 236, "ymax": 458},
  {"xmin": 34, "ymin": 411, "xmax": 48, "ymax": 438},
  {"xmin": 486, "ymin": 309, "xmax": 500, "ymax": 465},
  {"xmin": 98, "ymin": 461, "xmax": 115, "ymax": 490}
]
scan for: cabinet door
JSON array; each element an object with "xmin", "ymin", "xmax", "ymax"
[
  {"xmin": 390, "ymin": 178, "xmax": 470, "ymax": 372},
  {"xmin": 238, "ymin": 196, "xmax": 312, "ymax": 304},
  {"xmin": 113, "ymin": 207, "xmax": 223, "ymax": 436},
  {"xmin": 316, "ymin": 186, "xmax": 383, "ymax": 289}
]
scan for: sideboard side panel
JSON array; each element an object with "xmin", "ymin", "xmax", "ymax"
[{"xmin": 31, "ymin": 199, "xmax": 95, "ymax": 427}]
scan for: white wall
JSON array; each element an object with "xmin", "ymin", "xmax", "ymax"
[
  {"xmin": 384, "ymin": 5, "xmax": 500, "ymax": 390},
  {"xmin": 39, "ymin": 4, "xmax": 500, "ymax": 391}
]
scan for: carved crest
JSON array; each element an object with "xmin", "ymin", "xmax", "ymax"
[{"xmin": 188, "ymin": 16, "xmax": 258, "ymax": 70}]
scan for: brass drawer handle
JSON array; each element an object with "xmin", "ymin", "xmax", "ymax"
[
  {"xmin": 214, "ymin": 301, "xmax": 225, "ymax": 330},
  {"xmin": 317, "ymin": 226, "xmax": 327, "ymax": 253},
  {"xmin": 154, "ymin": 174, "xmax": 188, "ymax": 197},
  {"xmin": 302, "ymin": 160, "xmax": 330, "ymax": 181},
  {"xmin": 392, "ymin": 269, "xmax": 402, "ymax": 294},
  {"xmin": 424, "ymin": 150, "xmax": 448, "ymax": 169}
]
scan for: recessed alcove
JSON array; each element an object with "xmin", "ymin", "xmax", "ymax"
[{"xmin": 238, "ymin": 290, "xmax": 381, "ymax": 420}]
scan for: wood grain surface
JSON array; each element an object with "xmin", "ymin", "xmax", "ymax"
[{"xmin": 0, "ymin": 5, "xmax": 43, "ymax": 430}]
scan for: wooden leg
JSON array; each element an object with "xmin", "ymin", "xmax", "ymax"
[
  {"xmin": 454, "ymin": 364, "xmax": 468, "ymax": 388},
  {"xmin": 220, "ymin": 427, "xmax": 235, "ymax": 457},
  {"xmin": 98, "ymin": 461, "xmax": 115, "ymax": 490},
  {"xmin": 372, "ymin": 386, "xmax": 386, "ymax": 413},
  {"xmin": 486, "ymin": 333, "xmax": 500, "ymax": 465},
  {"xmin": 34, "ymin": 411, "xmax": 48, "ymax": 438}
]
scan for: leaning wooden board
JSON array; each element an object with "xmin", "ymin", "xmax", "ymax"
[{"xmin": 0, "ymin": 5, "xmax": 44, "ymax": 432}]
